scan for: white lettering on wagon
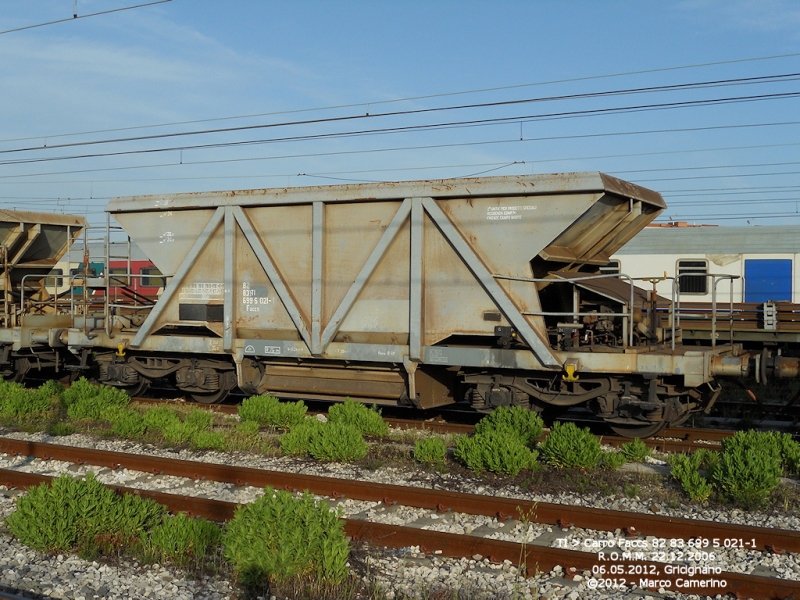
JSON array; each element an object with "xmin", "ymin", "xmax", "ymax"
[
  {"xmin": 179, "ymin": 282, "xmax": 224, "ymax": 301},
  {"xmin": 241, "ymin": 282, "xmax": 272, "ymax": 313},
  {"xmin": 486, "ymin": 205, "xmax": 537, "ymax": 221},
  {"xmin": 428, "ymin": 348, "xmax": 449, "ymax": 364}
]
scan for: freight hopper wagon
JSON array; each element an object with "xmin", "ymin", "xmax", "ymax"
[
  {"xmin": 76, "ymin": 173, "xmax": 796, "ymax": 436},
  {"xmin": 0, "ymin": 210, "xmax": 86, "ymax": 381}
]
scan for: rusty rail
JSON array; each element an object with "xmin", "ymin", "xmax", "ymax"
[
  {"xmin": 0, "ymin": 437, "xmax": 797, "ymax": 554},
  {"xmin": 1, "ymin": 468, "xmax": 797, "ymax": 600}
]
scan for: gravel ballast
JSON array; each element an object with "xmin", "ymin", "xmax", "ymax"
[{"xmin": 0, "ymin": 428, "xmax": 797, "ymax": 599}]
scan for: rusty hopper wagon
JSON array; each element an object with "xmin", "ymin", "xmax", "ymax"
[
  {"xmin": 51, "ymin": 173, "xmax": 796, "ymax": 437},
  {"xmin": 0, "ymin": 210, "xmax": 86, "ymax": 381}
]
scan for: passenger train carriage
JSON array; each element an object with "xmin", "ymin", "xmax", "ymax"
[{"xmin": 610, "ymin": 223, "xmax": 800, "ymax": 347}]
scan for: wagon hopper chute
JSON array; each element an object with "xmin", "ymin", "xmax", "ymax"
[
  {"xmin": 80, "ymin": 173, "xmax": 782, "ymax": 435},
  {"xmin": 0, "ymin": 210, "xmax": 86, "ymax": 381}
]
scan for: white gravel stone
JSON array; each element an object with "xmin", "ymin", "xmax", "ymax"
[{"xmin": 0, "ymin": 428, "xmax": 796, "ymax": 599}]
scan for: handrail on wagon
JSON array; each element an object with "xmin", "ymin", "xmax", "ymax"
[
  {"xmin": 494, "ymin": 273, "xmax": 637, "ymax": 348},
  {"xmin": 495, "ymin": 272, "xmax": 742, "ymax": 352},
  {"xmin": 671, "ymin": 274, "xmax": 739, "ymax": 351}
]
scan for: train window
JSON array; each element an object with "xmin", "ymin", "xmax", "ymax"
[
  {"xmin": 677, "ymin": 259, "xmax": 708, "ymax": 294},
  {"xmin": 108, "ymin": 268, "xmax": 129, "ymax": 287},
  {"xmin": 45, "ymin": 268, "xmax": 63, "ymax": 288},
  {"xmin": 599, "ymin": 260, "xmax": 620, "ymax": 275},
  {"xmin": 70, "ymin": 266, "xmax": 97, "ymax": 278},
  {"xmin": 141, "ymin": 267, "xmax": 165, "ymax": 288}
]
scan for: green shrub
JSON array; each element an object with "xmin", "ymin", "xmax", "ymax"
[
  {"xmin": 162, "ymin": 420, "xmax": 196, "ymax": 446},
  {"xmin": 327, "ymin": 399, "xmax": 388, "ymax": 438},
  {"xmin": 145, "ymin": 513, "xmax": 221, "ymax": 567},
  {"xmin": 222, "ymin": 488, "xmax": 349, "ymax": 585},
  {"xmin": 0, "ymin": 381, "xmax": 29, "ymax": 417},
  {"xmin": 62, "ymin": 378, "xmax": 129, "ymax": 421},
  {"xmin": 238, "ymin": 394, "xmax": 277, "ymax": 424},
  {"xmin": 186, "ymin": 409, "xmax": 214, "ymax": 431},
  {"xmin": 414, "ymin": 437, "xmax": 447, "ymax": 465},
  {"xmin": 309, "ymin": 422, "xmax": 368, "ymax": 462},
  {"xmin": 671, "ymin": 453, "xmax": 712, "ymax": 502},
  {"xmin": 143, "ymin": 407, "xmax": 181, "ymax": 433},
  {"xmin": 280, "ymin": 419, "xmax": 325, "ymax": 457},
  {"xmin": 280, "ymin": 420, "xmax": 368, "ymax": 462},
  {"xmin": 103, "ymin": 404, "xmax": 132, "ymax": 423},
  {"xmin": 38, "ymin": 379, "xmax": 65, "ymax": 399},
  {"xmin": 601, "ymin": 451, "xmax": 627, "ymax": 470},
  {"xmin": 66, "ymin": 396, "xmax": 105, "ymax": 420},
  {"xmin": 112, "ymin": 410, "xmax": 147, "ymax": 439},
  {"xmin": 0, "ymin": 379, "xmax": 61, "ymax": 419},
  {"xmin": 621, "ymin": 438, "xmax": 650, "ymax": 463},
  {"xmin": 239, "ymin": 395, "xmax": 307, "ymax": 430},
  {"xmin": 473, "ymin": 406, "xmax": 543, "ymax": 447},
  {"xmin": 710, "ymin": 430, "xmax": 783, "ymax": 508},
  {"xmin": 7, "ymin": 473, "xmax": 166, "ymax": 555},
  {"xmin": 47, "ymin": 422, "xmax": 76, "ymax": 436},
  {"xmin": 224, "ymin": 420, "xmax": 262, "ymax": 452},
  {"xmin": 539, "ymin": 422, "xmax": 602, "ymax": 470},
  {"xmin": 697, "ymin": 448, "xmax": 720, "ymax": 477},
  {"xmin": 190, "ymin": 430, "xmax": 226, "ymax": 451},
  {"xmin": 778, "ymin": 433, "xmax": 800, "ymax": 476},
  {"xmin": 454, "ymin": 430, "xmax": 538, "ymax": 476},
  {"xmin": 270, "ymin": 401, "xmax": 308, "ymax": 430},
  {"xmin": 60, "ymin": 377, "xmax": 96, "ymax": 407},
  {"xmin": 237, "ymin": 420, "xmax": 260, "ymax": 436}
]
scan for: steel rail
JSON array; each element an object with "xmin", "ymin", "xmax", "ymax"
[
  {"xmin": 0, "ymin": 468, "xmax": 796, "ymax": 600},
  {"xmin": 0, "ymin": 592, "xmax": 35, "ymax": 600},
  {"xmin": 0, "ymin": 437, "xmax": 797, "ymax": 554}
]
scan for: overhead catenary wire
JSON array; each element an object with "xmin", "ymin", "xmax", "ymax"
[
  {"xmin": 666, "ymin": 197, "xmax": 800, "ymax": 207},
  {"xmin": 3, "ymin": 160, "xmax": 799, "ymax": 191},
  {"xmin": 3, "ymin": 50, "xmax": 800, "ymax": 144},
  {"xmin": 2, "ymin": 72, "xmax": 799, "ymax": 156},
  {"xmin": 0, "ymin": 38, "xmax": 796, "ymax": 226},
  {"xmin": 2, "ymin": 90, "xmax": 800, "ymax": 168},
  {"xmin": 655, "ymin": 212, "xmax": 800, "ymax": 222},
  {"xmin": 664, "ymin": 185, "xmax": 800, "ymax": 196},
  {"xmin": 0, "ymin": 0, "xmax": 172, "ymax": 35},
  {"xmin": 2, "ymin": 121, "xmax": 800, "ymax": 182}
]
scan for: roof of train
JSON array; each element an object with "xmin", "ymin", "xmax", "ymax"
[
  {"xmin": 107, "ymin": 172, "xmax": 665, "ymax": 211},
  {"xmin": 615, "ymin": 225, "xmax": 800, "ymax": 255}
]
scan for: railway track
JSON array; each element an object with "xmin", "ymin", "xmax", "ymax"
[{"xmin": 0, "ymin": 436, "xmax": 798, "ymax": 599}]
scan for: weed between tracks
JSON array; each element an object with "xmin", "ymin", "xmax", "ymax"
[{"xmin": 2, "ymin": 380, "xmax": 800, "ymax": 598}]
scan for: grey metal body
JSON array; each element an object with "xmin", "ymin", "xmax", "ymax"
[
  {"xmin": 100, "ymin": 173, "xmax": 666, "ymax": 375},
  {"xmin": 0, "ymin": 177, "xmax": 782, "ymax": 430}
]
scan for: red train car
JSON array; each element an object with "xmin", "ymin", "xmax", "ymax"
[{"xmin": 105, "ymin": 260, "xmax": 165, "ymax": 300}]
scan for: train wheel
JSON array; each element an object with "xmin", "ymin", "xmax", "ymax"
[
  {"xmin": 121, "ymin": 378, "xmax": 150, "ymax": 398},
  {"xmin": 188, "ymin": 387, "xmax": 230, "ymax": 404},
  {"xmin": 176, "ymin": 367, "xmax": 236, "ymax": 404},
  {"xmin": 2, "ymin": 370, "xmax": 25, "ymax": 383},
  {"xmin": 608, "ymin": 420, "xmax": 668, "ymax": 438},
  {"xmin": 2, "ymin": 358, "xmax": 30, "ymax": 383},
  {"xmin": 669, "ymin": 412, "xmax": 692, "ymax": 427}
]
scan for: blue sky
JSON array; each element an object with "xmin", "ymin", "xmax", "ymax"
[{"xmin": 2, "ymin": 0, "xmax": 800, "ymax": 226}]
